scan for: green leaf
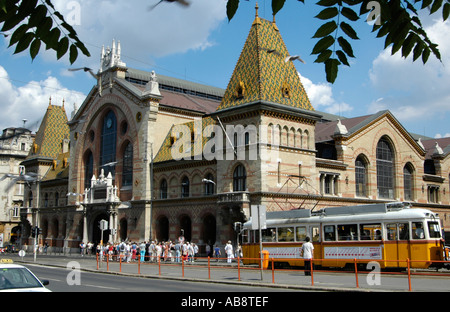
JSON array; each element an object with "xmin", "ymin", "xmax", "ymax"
[
  {"xmin": 336, "ymin": 50, "xmax": 350, "ymax": 66},
  {"xmin": 341, "ymin": 7, "xmax": 359, "ymax": 21},
  {"xmin": 45, "ymin": 27, "xmax": 60, "ymax": 50},
  {"xmin": 312, "ymin": 35, "xmax": 335, "ymax": 54},
  {"xmin": 13, "ymin": 32, "xmax": 34, "ymax": 54},
  {"xmin": 69, "ymin": 43, "xmax": 78, "ymax": 64},
  {"xmin": 28, "ymin": 4, "xmax": 47, "ymax": 28},
  {"xmin": 421, "ymin": 0, "xmax": 433, "ymax": 9},
  {"xmin": 412, "ymin": 40, "xmax": 424, "ymax": 61},
  {"xmin": 1, "ymin": 10, "xmax": 22, "ymax": 32},
  {"xmin": 9, "ymin": 24, "xmax": 28, "ymax": 47},
  {"xmin": 401, "ymin": 33, "xmax": 416, "ymax": 58},
  {"xmin": 443, "ymin": 3, "xmax": 450, "ymax": 20},
  {"xmin": 316, "ymin": 0, "xmax": 338, "ymax": 7},
  {"xmin": 430, "ymin": 0, "xmax": 443, "ymax": 14},
  {"xmin": 315, "ymin": 7, "xmax": 339, "ymax": 19},
  {"xmin": 272, "ymin": 0, "xmax": 286, "ymax": 15},
  {"xmin": 226, "ymin": 0, "xmax": 239, "ymax": 21},
  {"xmin": 314, "ymin": 49, "xmax": 333, "ymax": 63},
  {"xmin": 313, "ymin": 21, "xmax": 338, "ymax": 38},
  {"xmin": 422, "ymin": 46, "xmax": 430, "ymax": 63},
  {"xmin": 30, "ymin": 38, "xmax": 41, "ymax": 60},
  {"xmin": 325, "ymin": 58, "xmax": 340, "ymax": 83},
  {"xmin": 340, "ymin": 21, "xmax": 359, "ymax": 39},
  {"xmin": 56, "ymin": 36, "xmax": 69, "ymax": 60},
  {"xmin": 337, "ymin": 36, "xmax": 355, "ymax": 57}
]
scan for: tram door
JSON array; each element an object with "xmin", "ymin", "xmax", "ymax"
[{"xmin": 386, "ymin": 223, "xmax": 410, "ymax": 267}]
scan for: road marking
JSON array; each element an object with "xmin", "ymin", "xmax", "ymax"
[{"xmin": 83, "ymin": 284, "xmax": 121, "ymax": 290}]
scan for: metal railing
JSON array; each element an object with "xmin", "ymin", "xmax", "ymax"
[{"xmin": 95, "ymin": 253, "xmax": 450, "ymax": 291}]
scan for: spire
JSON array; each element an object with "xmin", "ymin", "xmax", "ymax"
[
  {"xmin": 253, "ymin": 2, "xmax": 261, "ymax": 26},
  {"xmin": 217, "ymin": 13, "xmax": 313, "ymax": 112}
]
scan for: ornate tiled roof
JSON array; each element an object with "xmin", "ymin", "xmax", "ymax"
[
  {"xmin": 27, "ymin": 101, "xmax": 70, "ymax": 160},
  {"xmin": 154, "ymin": 117, "xmax": 216, "ymax": 163},
  {"xmin": 216, "ymin": 7, "xmax": 313, "ymax": 112}
]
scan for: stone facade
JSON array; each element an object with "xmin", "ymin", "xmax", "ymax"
[{"xmin": 15, "ymin": 10, "xmax": 450, "ymax": 254}]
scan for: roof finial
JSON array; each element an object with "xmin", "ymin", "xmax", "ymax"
[{"xmin": 253, "ymin": 2, "xmax": 261, "ymax": 25}]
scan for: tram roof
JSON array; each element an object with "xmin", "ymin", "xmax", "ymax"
[{"xmin": 245, "ymin": 203, "xmax": 439, "ymax": 228}]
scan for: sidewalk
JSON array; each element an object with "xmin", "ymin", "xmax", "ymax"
[{"xmin": 3, "ymin": 253, "xmax": 389, "ymax": 292}]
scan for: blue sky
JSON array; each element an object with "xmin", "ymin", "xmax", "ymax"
[{"xmin": 0, "ymin": 0, "xmax": 449, "ymax": 138}]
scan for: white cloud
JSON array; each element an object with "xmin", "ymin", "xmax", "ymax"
[
  {"xmin": 52, "ymin": 0, "xmax": 227, "ymax": 65},
  {"xmin": 368, "ymin": 18, "xmax": 450, "ymax": 128},
  {"xmin": 299, "ymin": 73, "xmax": 353, "ymax": 115},
  {"xmin": 0, "ymin": 66, "xmax": 85, "ymax": 131}
]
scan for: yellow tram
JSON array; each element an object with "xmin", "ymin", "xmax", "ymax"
[{"xmin": 242, "ymin": 202, "xmax": 445, "ymax": 269}]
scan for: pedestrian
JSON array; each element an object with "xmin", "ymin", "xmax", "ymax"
[
  {"xmin": 175, "ymin": 241, "xmax": 181, "ymax": 262},
  {"xmin": 205, "ymin": 244, "xmax": 211, "ymax": 258},
  {"xmin": 139, "ymin": 241, "xmax": 146, "ymax": 262},
  {"xmin": 80, "ymin": 242, "xmax": 85, "ymax": 256},
  {"xmin": 214, "ymin": 245, "xmax": 221, "ymax": 262},
  {"xmin": 301, "ymin": 236, "xmax": 314, "ymax": 276},
  {"xmin": 225, "ymin": 241, "xmax": 234, "ymax": 263}
]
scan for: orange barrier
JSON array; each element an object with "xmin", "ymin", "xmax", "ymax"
[{"xmin": 96, "ymin": 253, "xmax": 450, "ymax": 291}]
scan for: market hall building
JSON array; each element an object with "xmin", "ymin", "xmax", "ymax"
[{"xmin": 18, "ymin": 8, "xmax": 450, "ymax": 253}]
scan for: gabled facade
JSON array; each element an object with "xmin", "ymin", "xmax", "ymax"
[{"xmin": 15, "ymin": 6, "xmax": 450, "ymax": 253}]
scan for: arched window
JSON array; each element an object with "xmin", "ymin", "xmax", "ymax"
[
  {"xmin": 403, "ymin": 164, "xmax": 414, "ymax": 201},
  {"xmin": 160, "ymin": 179, "xmax": 168, "ymax": 199},
  {"xmin": 84, "ymin": 150, "xmax": 93, "ymax": 190},
  {"xmin": 355, "ymin": 156, "xmax": 367, "ymax": 197},
  {"xmin": 204, "ymin": 173, "xmax": 215, "ymax": 195},
  {"xmin": 376, "ymin": 137, "xmax": 394, "ymax": 199},
  {"xmin": 233, "ymin": 164, "xmax": 246, "ymax": 192},
  {"xmin": 122, "ymin": 142, "xmax": 133, "ymax": 187},
  {"xmin": 181, "ymin": 176, "xmax": 190, "ymax": 198},
  {"xmin": 100, "ymin": 110, "xmax": 117, "ymax": 177}
]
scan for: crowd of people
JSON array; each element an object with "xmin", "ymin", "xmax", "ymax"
[{"xmin": 81, "ymin": 240, "xmax": 243, "ymax": 263}]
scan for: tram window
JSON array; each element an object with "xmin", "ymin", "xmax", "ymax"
[
  {"xmin": 324, "ymin": 225, "xmax": 336, "ymax": 241},
  {"xmin": 242, "ymin": 229, "xmax": 249, "ymax": 243},
  {"xmin": 359, "ymin": 224, "xmax": 382, "ymax": 240},
  {"xmin": 412, "ymin": 222, "xmax": 425, "ymax": 239},
  {"xmin": 311, "ymin": 226, "xmax": 320, "ymax": 242},
  {"xmin": 338, "ymin": 224, "xmax": 358, "ymax": 241},
  {"xmin": 278, "ymin": 227, "xmax": 295, "ymax": 242},
  {"xmin": 262, "ymin": 228, "xmax": 276, "ymax": 242},
  {"xmin": 399, "ymin": 223, "xmax": 409, "ymax": 240},
  {"xmin": 386, "ymin": 223, "xmax": 397, "ymax": 240},
  {"xmin": 296, "ymin": 226, "xmax": 307, "ymax": 241},
  {"xmin": 427, "ymin": 221, "xmax": 441, "ymax": 238}
]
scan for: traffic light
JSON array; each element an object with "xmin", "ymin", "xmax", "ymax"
[
  {"xmin": 234, "ymin": 222, "xmax": 242, "ymax": 233},
  {"xmin": 37, "ymin": 227, "xmax": 42, "ymax": 235},
  {"xmin": 31, "ymin": 227, "xmax": 36, "ymax": 238}
]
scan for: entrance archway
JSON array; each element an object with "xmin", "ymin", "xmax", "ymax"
[
  {"xmin": 202, "ymin": 214, "xmax": 216, "ymax": 246},
  {"xmin": 156, "ymin": 215, "xmax": 169, "ymax": 242},
  {"xmin": 180, "ymin": 215, "xmax": 192, "ymax": 242},
  {"xmin": 92, "ymin": 213, "xmax": 110, "ymax": 244}
]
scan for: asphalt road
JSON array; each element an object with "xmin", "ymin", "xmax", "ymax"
[{"xmin": 24, "ymin": 263, "xmax": 300, "ymax": 293}]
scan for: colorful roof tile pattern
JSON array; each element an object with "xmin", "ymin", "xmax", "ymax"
[
  {"xmin": 216, "ymin": 10, "xmax": 314, "ymax": 112},
  {"xmin": 154, "ymin": 116, "xmax": 217, "ymax": 163},
  {"xmin": 27, "ymin": 102, "xmax": 70, "ymax": 160}
]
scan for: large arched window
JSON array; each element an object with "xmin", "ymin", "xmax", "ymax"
[
  {"xmin": 376, "ymin": 137, "xmax": 394, "ymax": 199},
  {"xmin": 181, "ymin": 176, "xmax": 190, "ymax": 198},
  {"xmin": 84, "ymin": 150, "xmax": 93, "ymax": 190},
  {"xmin": 204, "ymin": 173, "xmax": 215, "ymax": 195},
  {"xmin": 122, "ymin": 141, "xmax": 133, "ymax": 187},
  {"xmin": 403, "ymin": 163, "xmax": 414, "ymax": 201},
  {"xmin": 233, "ymin": 164, "xmax": 247, "ymax": 192},
  {"xmin": 160, "ymin": 179, "xmax": 168, "ymax": 199},
  {"xmin": 100, "ymin": 110, "xmax": 117, "ymax": 177},
  {"xmin": 355, "ymin": 155, "xmax": 367, "ymax": 197}
]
